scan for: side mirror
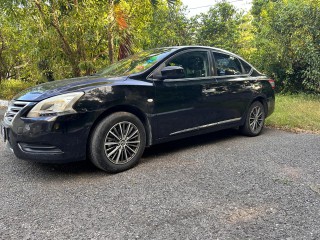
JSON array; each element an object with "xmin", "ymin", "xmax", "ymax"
[{"xmin": 160, "ymin": 66, "xmax": 185, "ymax": 80}]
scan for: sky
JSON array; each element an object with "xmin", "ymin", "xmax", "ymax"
[{"xmin": 181, "ymin": 0, "xmax": 252, "ymax": 17}]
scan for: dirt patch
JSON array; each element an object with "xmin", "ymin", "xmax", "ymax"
[{"xmin": 266, "ymin": 125, "xmax": 320, "ymax": 135}]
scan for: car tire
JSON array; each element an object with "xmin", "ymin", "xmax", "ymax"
[
  {"xmin": 89, "ymin": 112, "xmax": 146, "ymax": 173},
  {"xmin": 240, "ymin": 101, "xmax": 265, "ymax": 137}
]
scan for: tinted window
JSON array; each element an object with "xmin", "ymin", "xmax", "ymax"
[
  {"xmin": 165, "ymin": 51, "xmax": 210, "ymax": 78},
  {"xmin": 213, "ymin": 52, "xmax": 242, "ymax": 76},
  {"xmin": 240, "ymin": 59, "xmax": 252, "ymax": 74}
]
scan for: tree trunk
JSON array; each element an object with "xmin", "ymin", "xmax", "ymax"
[{"xmin": 108, "ymin": 31, "xmax": 114, "ymax": 64}]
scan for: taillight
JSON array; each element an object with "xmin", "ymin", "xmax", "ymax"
[{"xmin": 268, "ymin": 79, "xmax": 275, "ymax": 89}]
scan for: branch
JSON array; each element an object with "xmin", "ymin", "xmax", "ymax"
[
  {"xmin": 34, "ymin": 0, "xmax": 75, "ymax": 60},
  {"xmin": 93, "ymin": 50, "xmax": 109, "ymax": 61}
]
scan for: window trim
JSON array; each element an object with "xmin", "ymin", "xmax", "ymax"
[{"xmin": 163, "ymin": 76, "xmax": 215, "ymax": 83}]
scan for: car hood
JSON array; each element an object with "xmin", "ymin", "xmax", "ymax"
[{"xmin": 14, "ymin": 75, "xmax": 127, "ymax": 102}]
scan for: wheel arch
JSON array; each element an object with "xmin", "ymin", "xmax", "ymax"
[
  {"xmin": 87, "ymin": 105, "xmax": 153, "ymax": 151},
  {"xmin": 251, "ymin": 96, "xmax": 268, "ymax": 116},
  {"xmin": 241, "ymin": 96, "xmax": 268, "ymax": 126}
]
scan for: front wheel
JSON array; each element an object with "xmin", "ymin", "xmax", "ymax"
[
  {"xmin": 89, "ymin": 112, "xmax": 146, "ymax": 173},
  {"xmin": 240, "ymin": 101, "xmax": 265, "ymax": 136}
]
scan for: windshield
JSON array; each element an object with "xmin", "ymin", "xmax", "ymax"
[{"xmin": 97, "ymin": 48, "xmax": 176, "ymax": 77}]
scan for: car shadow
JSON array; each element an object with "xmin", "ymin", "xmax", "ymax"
[
  {"xmin": 33, "ymin": 159, "xmax": 100, "ymax": 174},
  {"xmin": 141, "ymin": 128, "xmax": 241, "ymax": 161}
]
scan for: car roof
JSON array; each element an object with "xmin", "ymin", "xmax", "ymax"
[
  {"xmin": 165, "ymin": 46, "xmax": 253, "ymax": 64},
  {"xmin": 170, "ymin": 45, "xmax": 234, "ymax": 54},
  {"xmin": 153, "ymin": 46, "xmax": 242, "ymax": 60}
]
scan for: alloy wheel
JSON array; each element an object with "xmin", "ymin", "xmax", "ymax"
[
  {"xmin": 104, "ymin": 121, "xmax": 141, "ymax": 164},
  {"xmin": 249, "ymin": 106, "xmax": 264, "ymax": 133}
]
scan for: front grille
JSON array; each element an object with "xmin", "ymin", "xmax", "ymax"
[{"xmin": 4, "ymin": 101, "xmax": 30, "ymax": 124}]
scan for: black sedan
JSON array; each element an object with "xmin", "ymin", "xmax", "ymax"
[{"xmin": 1, "ymin": 46, "xmax": 275, "ymax": 173}]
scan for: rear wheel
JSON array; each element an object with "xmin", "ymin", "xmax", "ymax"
[
  {"xmin": 240, "ymin": 101, "xmax": 265, "ymax": 136},
  {"xmin": 89, "ymin": 112, "xmax": 146, "ymax": 173}
]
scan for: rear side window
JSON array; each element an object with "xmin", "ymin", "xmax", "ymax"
[
  {"xmin": 213, "ymin": 52, "xmax": 242, "ymax": 76},
  {"xmin": 240, "ymin": 59, "xmax": 252, "ymax": 74}
]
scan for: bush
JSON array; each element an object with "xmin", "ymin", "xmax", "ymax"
[
  {"xmin": 0, "ymin": 79, "xmax": 36, "ymax": 100},
  {"xmin": 251, "ymin": 0, "xmax": 320, "ymax": 93}
]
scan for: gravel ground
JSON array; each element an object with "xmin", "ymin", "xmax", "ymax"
[
  {"xmin": 0, "ymin": 112, "xmax": 320, "ymax": 239},
  {"xmin": 0, "ymin": 108, "xmax": 6, "ymax": 117}
]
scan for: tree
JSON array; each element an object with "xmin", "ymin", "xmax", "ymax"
[
  {"xmin": 0, "ymin": 0, "xmax": 185, "ymax": 82},
  {"xmin": 251, "ymin": 0, "xmax": 320, "ymax": 92},
  {"xmin": 193, "ymin": 2, "xmax": 243, "ymax": 53},
  {"xmin": 137, "ymin": 2, "xmax": 192, "ymax": 49},
  {"xmin": 0, "ymin": 2, "xmax": 34, "ymax": 82}
]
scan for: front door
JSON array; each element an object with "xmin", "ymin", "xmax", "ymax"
[{"xmin": 153, "ymin": 50, "xmax": 220, "ymax": 139}]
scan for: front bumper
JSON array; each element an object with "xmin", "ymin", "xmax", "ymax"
[{"xmin": 2, "ymin": 111, "xmax": 94, "ymax": 163}]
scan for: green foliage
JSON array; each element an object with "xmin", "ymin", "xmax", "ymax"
[
  {"xmin": 0, "ymin": 0, "xmax": 187, "ymax": 84},
  {"xmin": 138, "ymin": 3, "xmax": 192, "ymax": 48},
  {"xmin": 190, "ymin": 2, "xmax": 257, "ymax": 63},
  {"xmin": 0, "ymin": 79, "xmax": 35, "ymax": 100},
  {"xmin": 251, "ymin": 0, "xmax": 320, "ymax": 93},
  {"xmin": 192, "ymin": 2, "xmax": 242, "ymax": 53},
  {"xmin": 0, "ymin": 6, "xmax": 34, "ymax": 82},
  {"xmin": 236, "ymin": 13, "xmax": 257, "ymax": 63}
]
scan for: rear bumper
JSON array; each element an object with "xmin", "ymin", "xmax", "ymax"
[{"xmin": 2, "ymin": 112, "xmax": 94, "ymax": 163}]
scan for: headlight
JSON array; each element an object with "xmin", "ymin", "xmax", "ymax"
[{"xmin": 27, "ymin": 92, "xmax": 84, "ymax": 118}]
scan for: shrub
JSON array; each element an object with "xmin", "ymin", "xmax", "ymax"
[{"xmin": 0, "ymin": 79, "xmax": 36, "ymax": 100}]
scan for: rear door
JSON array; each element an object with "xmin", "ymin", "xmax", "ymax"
[{"xmin": 210, "ymin": 51, "xmax": 254, "ymax": 121}]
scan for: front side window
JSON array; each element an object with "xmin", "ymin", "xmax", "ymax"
[
  {"xmin": 165, "ymin": 51, "xmax": 210, "ymax": 78},
  {"xmin": 213, "ymin": 52, "xmax": 242, "ymax": 76}
]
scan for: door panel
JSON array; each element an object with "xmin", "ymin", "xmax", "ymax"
[
  {"xmin": 209, "ymin": 76, "xmax": 253, "ymax": 121},
  {"xmin": 153, "ymin": 78, "xmax": 220, "ymax": 139},
  {"xmin": 211, "ymin": 51, "xmax": 254, "ymax": 121}
]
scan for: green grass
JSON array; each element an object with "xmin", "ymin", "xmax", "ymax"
[
  {"xmin": 0, "ymin": 79, "xmax": 35, "ymax": 100},
  {"xmin": 266, "ymin": 94, "xmax": 320, "ymax": 133}
]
